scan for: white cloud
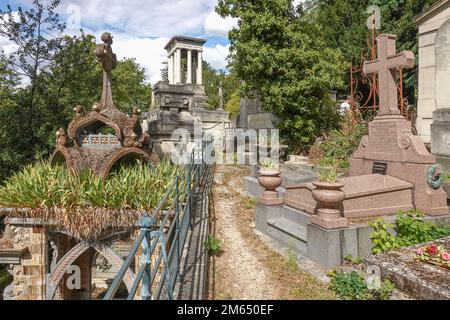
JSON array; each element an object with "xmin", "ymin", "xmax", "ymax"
[
  {"xmin": 0, "ymin": 36, "xmax": 17, "ymax": 56},
  {"xmin": 111, "ymin": 34, "xmax": 168, "ymax": 85},
  {"xmin": 204, "ymin": 11, "xmax": 237, "ymax": 37},
  {"xmin": 58, "ymin": 0, "xmax": 215, "ymax": 38},
  {"xmin": 1, "ymin": 1, "xmax": 233, "ymax": 83},
  {"xmin": 204, "ymin": 44, "xmax": 230, "ymax": 70}
]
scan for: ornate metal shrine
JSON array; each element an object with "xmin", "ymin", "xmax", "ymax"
[{"xmin": 50, "ymin": 32, "xmax": 159, "ymax": 178}]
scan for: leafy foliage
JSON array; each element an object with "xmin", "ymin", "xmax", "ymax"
[
  {"xmin": 217, "ymin": 0, "xmax": 346, "ymax": 151},
  {"xmin": 0, "ymin": 0, "xmax": 66, "ymax": 134},
  {"xmin": 310, "ymin": 122, "xmax": 368, "ymax": 168},
  {"xmin": 203, "ymin": 61, "xmax": 240, "ymax": 110},
  {"xmin": 225, "ymin": 91, "xmax": 241, "ymax": 119},
  {"xmin": 328, "ymin": 270, "xmax": 370, "ymax": 300},
  {"xmin": 204, "ymin": 234, "xmax": 221, "ymax": 254},
  {"xmin": 369, "ymin": 210, "xmax": 450, "ymax": 254},
  {"xmin": 328, "ymin": 269, "xmax": 394, "ymax": 300}
]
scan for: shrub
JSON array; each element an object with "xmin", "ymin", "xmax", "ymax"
[
  {"xmin": 310, "ymin": 123, "xmax": 367, "ymax": 168},
  {"xmin": 204, "ymin": 234, "xmax": 221, "ymax": 254},
  {"xmin": 369, "ymin": 209, "xmax": 450, "ymax": 254},
  {"xmin": 328, "ymin": 269, "xmax": 395, "ymax": 300},
  {"xmin": 328, "ymin": 270, "xmax": 370, "ymax": 300}
]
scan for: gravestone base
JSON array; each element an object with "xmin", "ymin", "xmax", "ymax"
[
  {"xmin": 349, "ymin": 115, "xmax": 448, "ymax": 216},
  {"xmin": 311, "ymin": 215, "xmax": 348, "ymax": 230},
  {"xmin": 431, "ymin": 108, "xmax": 450, "ymax": 172}
]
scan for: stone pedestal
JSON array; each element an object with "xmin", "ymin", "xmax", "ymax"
[
  {"xmin": 311, "ymin": 212, "xmax": 348, "ymax": 230},
  {"xmin": 351, "ymin": 115, "xmax": 448, "ymax": 216}
]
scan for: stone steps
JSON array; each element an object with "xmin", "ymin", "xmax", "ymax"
[{"xmin": 267, "ymin": 217, "xmax": 307, "ymax": 253}]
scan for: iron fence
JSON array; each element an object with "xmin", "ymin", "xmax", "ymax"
[{"xmin": 104, "ymin": 137, "xmax": 214, "ymax": 300}]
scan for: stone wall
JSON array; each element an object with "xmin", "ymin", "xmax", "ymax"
[
  {"xmin": 416, "ymin": 2, "xmax": 450, "ymax": 144},
  {"xmin": 9, "ymin": 227, "xmax": 47, "ymax": 300}
]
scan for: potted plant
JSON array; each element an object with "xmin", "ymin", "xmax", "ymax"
[
  {"xmin": 257, "ymin": 159, "xmax": 283, "ymax": 203},
  {"xmin": 311, "ymin": 164, "xmax": 348, "ymax": 229}
]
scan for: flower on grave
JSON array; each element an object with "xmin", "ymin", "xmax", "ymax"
[
  {"xmin": 426, "ymin": 245, "xmax": 438, "ymax": 256},
  {"xmin": 414, "ymin": 248, "xmax": 423, "ymax": 255},
  {"xmin": 441, "ymin": 252, "xmax": 450, "ymax": 261}
]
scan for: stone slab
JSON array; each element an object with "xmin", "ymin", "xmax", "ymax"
[
  {"xmin": 267, "ymin": 217, "xmax": 307, "ymax": 242},
  {"xmin": 364, "ymin": 237, "xmax": 450, "ymax": 300},
  {"xmin": 285, "ymin": 174, "xmax": 414, "ymax": 218}
]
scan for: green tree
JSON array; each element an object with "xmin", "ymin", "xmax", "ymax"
[
  {"xmin": 0, "ymin": 0, "xmax": 65, "ymax": 135},
  {"xmin": 0, "ymin": 59, "xmax": 31, "ymax": 181},
  {"xmin": 112, "ymin": 58, "xmax": 152, "ymax": 112},
  {"xmin": 217, "ymin": 0, "xmax": 346, "ymax": 150},
  {"xmin": 225, "ymin": 91, "xmax": 241, "ymax": 119}
]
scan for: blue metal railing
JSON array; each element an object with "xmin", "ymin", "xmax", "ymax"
[{"xmin": 104, "ymin": 137, "xmax": 214, "ymax": 300}]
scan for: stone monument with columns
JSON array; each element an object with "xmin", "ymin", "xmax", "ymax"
[{"xmin": 145, "ymin": 36, "xmax": 230, "ymax": 158}]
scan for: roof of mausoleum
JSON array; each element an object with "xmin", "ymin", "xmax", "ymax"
[{"xmin": 164, "ymin": 35, "xmax": 207, "ymax": 50}]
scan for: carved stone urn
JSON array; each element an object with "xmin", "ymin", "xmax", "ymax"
[
  {"xmin": 311, "ymin": 181, "xmax": 348, "ymax": 229},
  {"xmin": 257, "ymin": 168, "xmax": 283, "ymax": 205}
]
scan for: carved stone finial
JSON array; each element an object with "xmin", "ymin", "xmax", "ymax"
[
  {"xmin": 74, "ymin": 105, "xmax": 82, "ymax": 118},
  {"xmin": 132, "ymin": 106, "xmax": 141, "ymax": 117},
  {"xmin": 95, "ymin": 32, "xmax": 117, "ymax": 109},
  {"xmin": 92, "ymin": 103, "xmax": 101, "ymax": 112},
  {"xmin": 56, "ymin": 128, "xmax": 67, "ymax": 147}
]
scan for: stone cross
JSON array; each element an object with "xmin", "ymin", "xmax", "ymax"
[
  {"xmin": 218, "ymin": 81, "xmax": 224, "ymax": 110},
  {"xmin": 363, "ymin": 34, "xmax": 415, "ymax": 116},
  {"xmin": 95, "ymin": 32, "xmax": 117, "ymax": 109}
]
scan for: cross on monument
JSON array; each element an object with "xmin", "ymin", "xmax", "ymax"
[
  {"xmin": 363, "ymin": 34, "xmax": 415, "ymax": 116},
  {"xmin": 95, "ymin": 32, "xmax": 117, "ymax": 109}
]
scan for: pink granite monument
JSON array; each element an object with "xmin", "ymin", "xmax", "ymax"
[{"xmin": 284, "ymin": 34, "xmax": 448, "ymax": 226}]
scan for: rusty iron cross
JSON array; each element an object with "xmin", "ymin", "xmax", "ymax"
[
  {"xmin": 95, "ymin": 32, "xmax": 117, "ymax": 109},
  {"xmin": 363, "ymin": 34, "xmax": 415, "ymax": 116}
]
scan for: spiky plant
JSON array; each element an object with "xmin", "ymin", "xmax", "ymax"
[{"xmin": 0, "ymin": 159, "xmax": 187, "ymax": 239}]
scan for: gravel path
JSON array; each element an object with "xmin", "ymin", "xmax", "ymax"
[{"xmin": 209, "ymin": 166, "xmax": 279, "ymax": 300}]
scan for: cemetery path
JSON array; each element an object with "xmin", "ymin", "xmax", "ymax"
[
  {"xmin": 209, "ymin": 165, "xmax": 278, "ymax": 299},
  {"xmin": 208, "ymin": 165, "xmax": 334, "ymax": 300}
]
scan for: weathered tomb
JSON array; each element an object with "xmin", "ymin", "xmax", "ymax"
[
  {"xmin": 285, "ymin": 34, "xmax": 448, "ymax": 219},
  {"xmin": 0, "ymin": 33, "xmax": 156, "ymax": 300},
  {"xmin": 253, "ymin": 34, "xmax": 450, "ymax": 270},
  {"xmin": 51, "ymin": 32, "xmax": 159, "ymax": 178},
  {"xmin": 144, "ymin": 36, "xmax": 230, "ymax": 158}
]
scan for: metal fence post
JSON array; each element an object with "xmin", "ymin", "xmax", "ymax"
[
  {"xmin": 175, "ymin": 176, "xmax": 181, "ymax": 281},
  {"xmin": 139, "ymin": 214, "xmax": 153, "ymax": 300}
]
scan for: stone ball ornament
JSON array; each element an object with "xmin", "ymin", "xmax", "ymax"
[{"xmin": 426, "ymin": 164, "xmax": 444, "ymax": 190}]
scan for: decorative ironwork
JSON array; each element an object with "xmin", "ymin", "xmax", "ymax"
[
  {"xmin": 46, "ymin": 233, "xmax": 136, "ymax": 300},
  {"xmin": 104, "ymin": 137, "xmax": 215, "ymax": 300}
]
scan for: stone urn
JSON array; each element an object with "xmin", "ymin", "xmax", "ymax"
[
  {"xmin": 257, "ymin": 168, "xmax": 283, "ymax": 205},
  {"xmin": 311, "ymin": 181, "xmax": 348, "ymax": 229}
]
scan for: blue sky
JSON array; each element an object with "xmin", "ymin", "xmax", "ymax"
[{"xmin": 0, "ymin": 0, "xmax": 237, "ymax": 84}]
